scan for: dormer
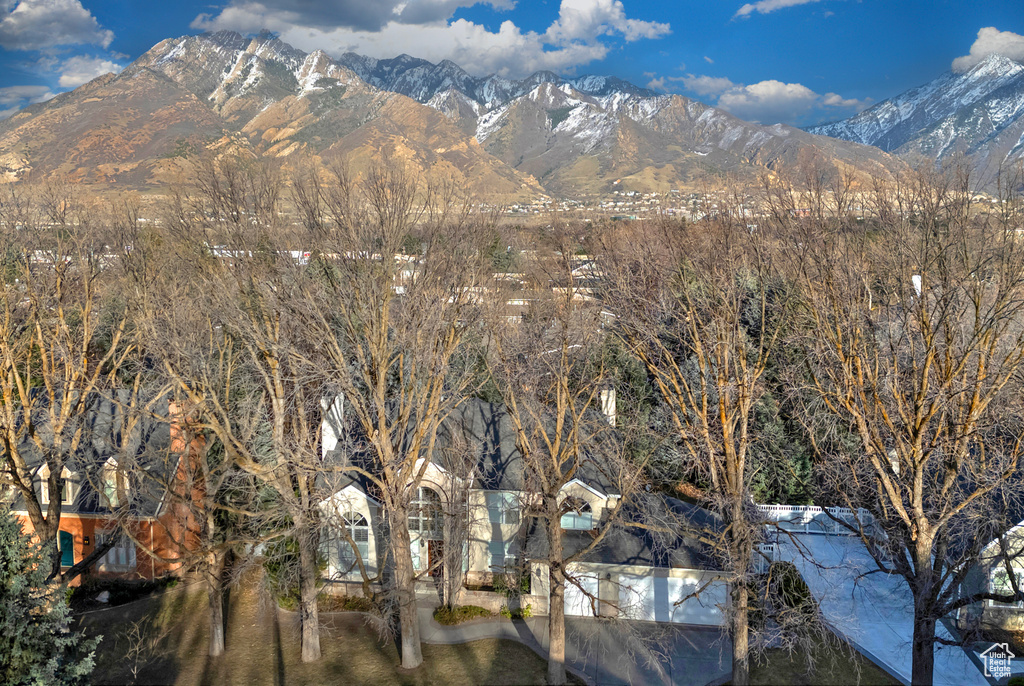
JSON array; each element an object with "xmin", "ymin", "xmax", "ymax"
[
  {"xmin": 100, "ymin": 457, "xmax": 129, "ymax": 508},
  {"xmin": 38, "ymin": 464, "xmax": 75, "ymax": 507}
]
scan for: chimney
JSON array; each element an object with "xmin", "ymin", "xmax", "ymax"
[{"xmin": 600, "ymin": 386, "xmax": 616, "ymax": 427}]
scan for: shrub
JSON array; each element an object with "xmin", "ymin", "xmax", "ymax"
[
  {"xmin": 434, "ymin": 605, "xmax": 494, "ymax": 625},
  {"xmin": 498, "ymin": 604, "xmax": 532, "ymax": 620},
  {"xmin": 494, "ymin": 570, "xmax": 531, "ymax": 598}
]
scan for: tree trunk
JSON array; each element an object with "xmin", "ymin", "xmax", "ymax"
[
  {"xmin": 295, "ymin": 518, "xmax": 322, "ymax": 663},
  {"xmin": 47, "ymin": 535, "xmax": 62, "ymax": 582},
  {"xmin": 391, "ymin": 510, "xmax": 423, "ymax": 669},
  {"xmin": 548, "ymin": 563, "xmax": 567, "ymax": 685},
  {"xmin": 547, "ymin": 505, "xmax": 567, "ymax": 686},
  {"xmin": 732, "ymin": 580, "xmax": 750, "ymax": 686},
  {"xmin": 207, "ymin": 550, "xmax": 226, "ymax": 657},
  {"xmin": 911, "ymin": 612, "xmax": 936, "ymax": 686}
]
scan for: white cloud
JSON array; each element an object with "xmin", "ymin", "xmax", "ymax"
[
  {"xmin": 0, "ymin": 84, "xmax": 53, "ymax": 105},
  {"xmin": 544, "ymin": 0, "xmax": 669, "ymax": 44},
  {"xmin": 0, "ymin": 84, "xmax": 56, "ymax": 119},
  {"xmin": 667, "ymin": 73, "xmax": 868, "ymax": 124},
  {"xmin": 703, "ymin": 55, "xmax": 713, "ymax": 64},
  {"xmin": 734, "ymin": 0, "xmax": 824, "ymax": 19},
  {"xmin": 58, "ymin": 54, "xmax": 123, "ymax": 87},
  {"xmin": 952, "ymin": 27, "xmax": 1024, "ymax": 73},
  {"xmin": 718, "ymin": 79, "xmax": 818, "ymax": 121},
  {"xmin": 822, "ymin": 91, "xmax": 869, "ymax": 109},
  {"xmin": 192, "ymin": 0, "xmax": 670, "ymax": 78},
  {"xmin": 681, "ymin": 74, "xmax": 735, "ymax": 96},
  {"xmin": 0, "ymin": 0, "xmax": 113, "ymax": 51}
]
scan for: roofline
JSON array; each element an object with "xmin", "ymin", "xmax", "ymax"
[
  {"xmin": 321, "ymin": 483, "xmax": 382, "ymax": 508},
  {"xmin": 561, "ymin": 478, "xmax": 607, "ymax": 499},
  {"xmin": 9, "ymin": 509, "xmax": 158, "ymax": 523}
]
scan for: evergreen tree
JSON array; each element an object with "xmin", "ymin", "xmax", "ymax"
[{"xmin": 0, "ymin": 509, "xmax": 98, "ymax": 686}]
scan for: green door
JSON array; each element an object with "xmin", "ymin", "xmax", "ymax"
[{"xmin": 59, "ymin": 530, "xmax": 74, "ymax": 567}]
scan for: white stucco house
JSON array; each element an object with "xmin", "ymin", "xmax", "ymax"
[{"xmin": 316, "ymin": 397, "xmax": 728, "ymax": 626}]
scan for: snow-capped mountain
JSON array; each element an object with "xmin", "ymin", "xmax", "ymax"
[
  {"xmin": 0, "ymin": 30, "xmax": 902, "ymax": 197},
  {"xmin": 467, "ymin": 79, "xmax": 899, "ymax": 196},
  {"xmin": 332, "ymin": 52, "xmax": 655, "ymax": 110},
  {"xmin": 808, "ymin": 54, "xmax": 1024, "ymax": 182}
]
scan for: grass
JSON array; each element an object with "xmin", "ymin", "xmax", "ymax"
[
  {"xmin": 747, "ymin": 635, "xmax": 900, "ymax": 686},
  {"xmin": 74, "ymin": 575, "xmax": 563, "ymax": 685}
]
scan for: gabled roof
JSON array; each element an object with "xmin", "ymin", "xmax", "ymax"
[
  {"xmin": 323, "ymin": 397, "xmax": 621, "ymax": 498},
  {"xmin": 10, "ymin": 392, "xmax": 177, "ymax": 519},
  {"xmin": 521, "ymin": 495, "xmax": 721, "ymax": 571}
]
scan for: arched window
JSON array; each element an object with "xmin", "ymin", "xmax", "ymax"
[
  {"xmin": 560, "ymin": 497, "xmax": 593, "ymax": 530},
  {"xmin": 338, "ymin": 512, "xmax": 370, "ymax": 569},
  {"xmin": 409, "ymin": 487, "xmax": 442, "ymax": 539}
]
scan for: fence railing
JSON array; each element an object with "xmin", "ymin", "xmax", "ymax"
[{"xmin": 757, "ymin": 504, "xmax": 876, "ymax": 536}]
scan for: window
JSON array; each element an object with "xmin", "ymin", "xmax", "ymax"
[
  {"xmin": 337, "ymin": 512, "xmax": 370, "ymax": 571},
  {"xmin": 990, "ymin": 567, "xmax": 1024, "ymax": 607},
  {"xmin": 488, "ymin": 540, "xmax": 514, "ymax": 570},
  {"xmin": 408, "ymin": 487, "xmax": 442, "ymax": 539},
  {"xmin": 560, "ymin": 497, "xmax": 593, "ymax": 530},
  {"xmin": 39, "ymin": 465, "xmax": 74, "ymax": 506},
  {"xmin": 411, "ymin": 541, "xmax": 422, "ymax": 571},
  {"xmin": 101, "ymin": 459, "xmax": 129, "ymax": 509},
  {"xmin": 486, "ymin": 492, "xmax": 520, "ymax": 526},
  {"xmin": 97, "ymin": 531, "xmax": 136, "ymax": 571}
]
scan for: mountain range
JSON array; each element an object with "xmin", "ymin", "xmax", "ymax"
[
  {"xmin": 0, "ymin": 30, "xmax": 903, "ymax": 199},
  {"xmin": 808, "ymin": 54, "xmax": 1024, "ymax": 185}
]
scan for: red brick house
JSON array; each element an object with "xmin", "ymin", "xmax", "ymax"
[{"xmin": 10, "ymin": 397, "xmax": 204, "ymax": 585}]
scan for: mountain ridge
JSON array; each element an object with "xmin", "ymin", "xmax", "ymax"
[
  {"xmin": 808, "ymin": 53, "xmax": 1024, "ymax": 183},
  {"xmin": 0, "ymin": 30, "xmax": 903, "ymax": 197}
]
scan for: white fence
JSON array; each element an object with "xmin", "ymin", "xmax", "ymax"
[
  {"xmin": 757, "ymin": 504, "xmax": 875, "ymax": 536},
  {"xmin": 753, "ymin": 543, "xmax": 779, "ymax": 574}
]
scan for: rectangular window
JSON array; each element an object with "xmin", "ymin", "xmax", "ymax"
[
  {"xmin": 560, "ymin": 512, "xmax": 594, "ymax": 530},
  {"xmin": 486, "ymin": 492, "xmax": 520, "ymax": 526},
  {"xmin": 990, "ymin": 568, "xmax": 1024, "ymax": 607},
  {"xmin": 97, "ymin": 532, "xmax": 136, "ymax": 571}
]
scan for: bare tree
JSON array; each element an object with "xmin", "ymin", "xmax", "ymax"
[
  {"xmin": 128, "ymin": 156, "xmax": 329, "ymax": 663},
  {"xmin": 486, "ymin": 227, "xmax": 643, "ymax": 685},
  {"xmin": 290, "ymin": 157, "xmax": 493, "ymax": 668},
  {"xmin": 796, "ymin": 167, "xmax": 1024, "ymax": 685},
  {"xmin": 0, "ymin": 188, "xmax": 134, "ymax": 581},
  {"xmin": 599, "ymin": 210, "xmax": 798, "ymax": 686}
]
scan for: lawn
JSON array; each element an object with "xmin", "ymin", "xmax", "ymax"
[
  {"xmin": 74, "ymin": 577, "xmax": 562, "ymax": 686},
  {"xmin": 748, "ymin": 635, "xmax": 900, "ymax": 686}
]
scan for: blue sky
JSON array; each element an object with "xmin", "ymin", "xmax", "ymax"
[{"xmin": 1, "ymin": 0, "xmax": 1022, "ymax": 125}]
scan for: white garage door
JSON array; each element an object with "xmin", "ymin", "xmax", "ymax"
[
  {"xmin": 564, "ymin": 573, "xmax": 600, "ymax": 617},
  {"xmin": 618, "ymin": 573, "xmax": 725, "ymax": 626}
]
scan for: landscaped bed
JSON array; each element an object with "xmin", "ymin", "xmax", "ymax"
[{"xmin": 74, "ymin": 576, "xmax": 567, "ymax": 685}]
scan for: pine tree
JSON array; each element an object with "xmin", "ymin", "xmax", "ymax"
[{"xmin": 0, "ymin": 509, "xmax": 98, "ymax": 685}]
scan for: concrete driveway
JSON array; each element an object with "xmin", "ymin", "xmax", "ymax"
[{"xmin": 419, "ymin": 605, "xmax": 731, "ymax": 686}]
